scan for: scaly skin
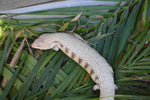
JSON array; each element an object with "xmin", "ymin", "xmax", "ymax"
[{"xmin": 31, "ymin": 33, "xmax": 116, "ymax": 100}]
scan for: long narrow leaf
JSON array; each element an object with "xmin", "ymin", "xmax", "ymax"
[
  {"xmin": 16, "ymin": 51, "xmax": 49, "ymax": 100},
  {"xmin": 0, "ymin": 33, "xmax": 11, "ymax": 74},
  {"xmin": 0, "ymin": 53, "xmax": 27, "ymax": 99}
]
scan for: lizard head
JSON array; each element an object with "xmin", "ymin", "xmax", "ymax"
[{"xmin": 31, "ymin": 34, "xmax": 58, "ymax": 50}]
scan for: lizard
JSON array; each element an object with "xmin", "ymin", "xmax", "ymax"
[{"xmin": 31, "ymin": 32, "xmax": 116, "ymax": 100}]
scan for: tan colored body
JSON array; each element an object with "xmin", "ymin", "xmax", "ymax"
[{"xmin": 31, "ymin": 33, "xmax": 116, "ymax": 100}]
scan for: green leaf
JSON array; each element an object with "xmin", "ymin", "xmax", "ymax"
[
  {"xmin": 16, "ymin": 51, "xmax": 49, "ymax": 100},
  {"xmin": 0, "ymin": 53, "xmax": 27, "ymax": 99},
  {"xmin": 0, "ymin": 33, "xmax": 11, "ymax": 74},
  {"xmin": 117, "ymin": 1, "xmax": 142, "ymax": 57}
]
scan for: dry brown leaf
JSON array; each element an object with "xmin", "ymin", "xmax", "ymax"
[
  {"xmin": 91, "ymin": 15, "xmax": 104, "ymax": 18},
  {"xmin": 70, "ymin": 12, "xmax": 82, "ymax": 22},
  {"xmin": 9, "ymin": 37, "xmax": 26, "ymax": 67},
  {"xmin": 1, "ymin": 78, "xmax": 8, "ymax": 89},
  {"xmin": 5, "ymin": 30, "xmax": 24, "ymax": 63},
  {"xmin": 2, "ymin": 37, "xmax": 26, "ymax": 88}
]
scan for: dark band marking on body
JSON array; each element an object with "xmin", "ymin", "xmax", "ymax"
[
  {"xmin": 84, "ymin": 63, "xmax": 89, "ymax": 69},
  {"xmin": 54, "ymin": 41, "xmax": 64, "ymax": 49},
  {"xmin": 54, "ymin": 41, "xmax": 59, "ymax": 43},
  {"xmin": 78, "ymin": 58, "xmax": 83, "ymax": 64},
  {"xmin": 65, "ymin": 47, "xmax": 69, "ymax": 53},
  {"xmin": 90, "ymin": 69, "xmax": 94, "ymax": 76},
  {"xmin": 71, "ymin": 52, "xmax": 75, "ymax": 59},
  {"xmin": 95, "ymin": 76, "xmax": 99, "ymax": 81},
  {"xmin": 60, "ymin": 44, "xmax": 64, "ymax": 48}
]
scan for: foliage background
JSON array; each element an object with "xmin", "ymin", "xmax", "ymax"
[{"xmin": 0, "ymin": 0, "xmax": 150, "ymax": 100}]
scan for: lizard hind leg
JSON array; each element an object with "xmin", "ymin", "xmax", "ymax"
[{"xmin": 93, "ymin": 84, "xmax": 100, "ymax": 91}]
